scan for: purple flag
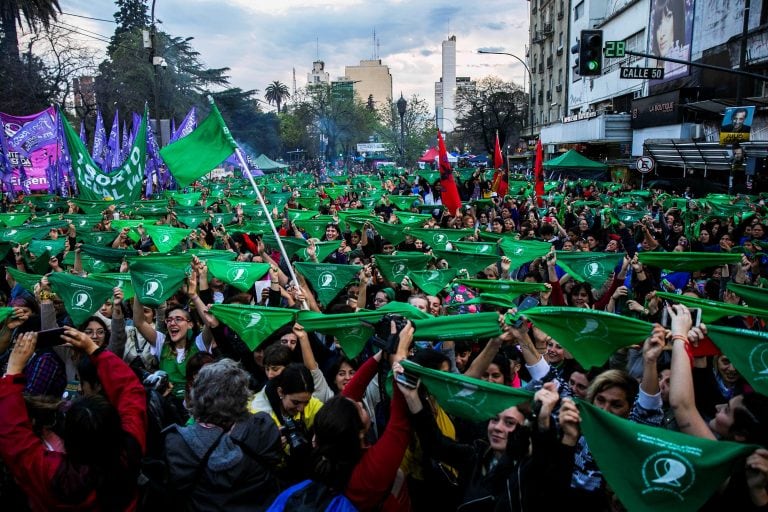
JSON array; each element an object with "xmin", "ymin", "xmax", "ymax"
[
  {"xmin": 104, "ymin": 109, "xmax": 120, "ymax": 173},
  {"xmin": 79, "ymin": 120, "xmax": 86, "ymax": 144},
  {"xmin": 92, "ymin": 110, "xmax": 106, "ymax": 166},
  {"xmin": 121, "ymin": 120, "xmax": 129, "ymax": 160},
  {"xmin": 0, "ymin": 120, "xmax": 15, "ymax": 197},
  {"xmin": 57, "ymin": 114, "xmax": 74, "ymax": 197},
  {"xmin": 171, "ymin": 117, "xmax": 176, "ymax": 140},
  {"xmin": 171, "ymin": 107, "xmax": 197, "ymax": 142}
]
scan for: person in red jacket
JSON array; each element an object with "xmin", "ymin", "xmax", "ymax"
[{"xmin": 0, "ymin": 327, "xmax": 147, "ymax": 511}]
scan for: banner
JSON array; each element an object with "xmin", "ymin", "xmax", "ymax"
[
  {"xmin": 61, "ymin": 107, "xmax": 147, "ymax": 202},
  {"xmin": 0, "ymin": 107, "xmax": 59, "ymax": 191}
]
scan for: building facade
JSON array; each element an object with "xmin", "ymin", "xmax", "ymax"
[
  {"xmin": 308, "ymin": 60, "xmax": 330, "ymax": 86},
  {"xmin": 436, "ymin": 36, "xmax": 457, "ymax": 133},
  {"xmin": 344, "ymin": 59, "xmax": 393, "ymax": 109}
]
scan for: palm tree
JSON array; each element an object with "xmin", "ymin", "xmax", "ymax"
[
  {"xmin": 0, "ymin": 0, "xmax": 61, "ymax": 64},
  {"xmin": 265, "ymin": 81, "xmax": 290, "ymax": 113}
]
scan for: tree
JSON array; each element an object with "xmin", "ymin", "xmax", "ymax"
[
  {"xmin": 109, "ymin": 0, "xmax": 149, "ymax": 54},
  {"xmin": 0, "ymin": 0, "xmax": 61, "ymax": 66},
  {"xmin": 265, "ymin": 81, "xmax": 290, "ymax": 113},
  {"xmin": 455, "ymin": 76, "xmax": 527, "ymax": 155},
  {"xmin": 213, "ymin": 88, "xmax": 281, "ymax": 158},
  {"xmin": 376, "ymin": 94, "xmax": 435, "ymax": 167}
]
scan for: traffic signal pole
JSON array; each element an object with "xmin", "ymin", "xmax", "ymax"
[{"xmin": 623, "ymin": 50, "xmax": 768, "ymax": 82}]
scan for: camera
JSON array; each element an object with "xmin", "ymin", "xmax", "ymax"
[
  {"xmin": 368, "ymin": 313, "xmax": 409, "ymax": 353},
  {"xmin": 281, "ymin": 417, "xmax": 309, "ymax": 452}
]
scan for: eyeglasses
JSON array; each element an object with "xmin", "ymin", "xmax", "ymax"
[
  {"xmin": 84, "ymin": 329, "xmax": 105, "ymax": 337},
  {"xmin": 165, "ymin": 316, "xmax": 190, "ymax": 325},
  {"xmin": 374, "ymin": 297, "xmax": 388, "ymax": 303}
]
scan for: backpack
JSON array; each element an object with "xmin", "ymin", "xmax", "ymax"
[{"xmin": 267, "ymin": 479, "xmax": 358, "ymax": 512}]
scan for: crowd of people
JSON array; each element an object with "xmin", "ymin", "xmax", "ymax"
[{"xmin": 0, "ymin": 165, "xmax": 766, "ymax": 511}]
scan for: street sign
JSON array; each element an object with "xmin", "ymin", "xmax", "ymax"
[
  {"xmin": 605, "ymin": 41, "xmax": 625, "ymax": 58},
  {"xmin": 621, "ymin": 67, "xmax": 664, "ymax": 79},
  {"xmin": 636, "ymin": 156, "xmax": 655, "ymax": 173}
]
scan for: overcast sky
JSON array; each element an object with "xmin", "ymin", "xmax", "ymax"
[{"xmin": 54, "ymin": 0, "xmax": 530, "ymax": 112}]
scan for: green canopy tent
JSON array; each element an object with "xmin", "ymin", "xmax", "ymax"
[
  {"xmin": 252, "ymin": 154, "xmax": 289, "ymax": 173},
  {"xmin": 542, "ymin": 149, "xmax": 609, "ymax": 180}
]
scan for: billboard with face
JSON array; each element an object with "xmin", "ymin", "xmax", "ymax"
[{"xmin": 648, "ymin": 0, "xmax": 695, "ymax": 83}]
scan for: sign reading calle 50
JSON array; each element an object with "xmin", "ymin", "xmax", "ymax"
[{"xmin": 621, "ymin": 67, "xmax": 664, "ymax": 80}]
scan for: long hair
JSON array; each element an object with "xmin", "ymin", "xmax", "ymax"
[
  {"xmin": 650, "ymin": 0, "xmax": 686, "ymax": 55},
  {"xmin": 310, "ymin": 395, "xmax": 364, "ymax": 491},
  {"xmin": 732, "ymin": 392, "xmax": 768, "ymax": 447}
]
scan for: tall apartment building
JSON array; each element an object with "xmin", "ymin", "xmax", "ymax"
[
  {"xmin": 434, "ymin": 36, "xmax": 458, "ymax": 133},
  {"xmin": 436, "ymin": 76, "xmax": 476, "ymax": 130},
  {"xmin": 344, "ymin": 59, "xmax": 393, "ymax": 109},
  {"xmin": 528, "ymin": 0, "xmax": 570, "ymax": 135},
  {"xmin": 307, "ymin": 60, "xmax": 330, "ymax": 86}
]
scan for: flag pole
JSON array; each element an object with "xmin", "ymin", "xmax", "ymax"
[{"xmin": 231, "ymin": 145, "xmax": 308, "ymax": 310}]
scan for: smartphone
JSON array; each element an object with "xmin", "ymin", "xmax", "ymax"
[
  {"xmin": 394, "ymin": 370, "xmax": 419, "ymax": 389},
  {"xmin": 660, "ymin": 306, "xmax": 702, "ymax": 329},
  {"xmin": 35, "ymin": 327, "xmax": 67, "ymax": 350},
  {"xmin": 514, "ymin": 296, "xmax": 540, "ymax": 327}
]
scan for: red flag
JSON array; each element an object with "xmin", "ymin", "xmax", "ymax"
[
  {"xmin": 437, "ymin": 128, "xmax": 462, "ymax": 215},
  {"xmin": 491, "ymin": 131, "xmax": 508, "ymax": 197},
  {"xmin": 493, "ymin": 131, "xmax": 503, "ymax": 169},
  {"xmin": 534, "ymin": 139, "xmax": 545, "ymax": 207}
]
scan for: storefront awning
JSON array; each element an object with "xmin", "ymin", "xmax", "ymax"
[
  {"xmin": 681, "ymin": 97, "xmax": 768, "ymax": 114},
  {"xmin": 644, "ymin": 139, "xmax": 768, "ymax": 171}
]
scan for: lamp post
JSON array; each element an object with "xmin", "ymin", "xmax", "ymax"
[
  {"xmin": 478, "ymin": 49, "xmax": 534, "ymax": 137},
  {"xmin": 397, "ymin": 93, "xmax": 407, "ymax": 166}
]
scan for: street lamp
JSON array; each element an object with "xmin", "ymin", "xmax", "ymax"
[
  {"xmin": 478, "ymin": 49, "xmax": 534, "ymax": 137},
  {"xmin": 397, "ymin": 93, "xmax": 407, "ymax": 166}
]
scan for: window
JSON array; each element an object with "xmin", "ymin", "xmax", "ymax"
[
  {"xmin": 603, "ymin": 30, "xmax": 645, "ymax": 74},
  {"xmin": 574, "ymin": 1, "xmax": 584, "ymax": 20},
  {"xmin": 559, "ymin": 32, "xmax": 563, "ymax": 46}
]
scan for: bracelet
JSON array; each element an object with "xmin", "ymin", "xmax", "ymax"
[
  {"xmin": 671, "ymin": 334, "xmax": 689, "ymax": 344},
  {"xmin": 39, "ymin": 290, "xmax": 56, "ymax": 301}
]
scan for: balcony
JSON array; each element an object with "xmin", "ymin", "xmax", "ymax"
[
  {"xmin": 546, "ymin": 55, "xmax": 553, "ymax": 68},
  {"xmin": 532, "ymin": 31, "xmax": 546, "ymax": 44},
  {"xmin": 542, "ymin": 23, "xmax": 554, "ymax": 35},
  {"xmin": 538, "ymin": 63, "xmax": 544, "ymax": 74},
  {"xmin": 546, "ymin": 91, "xmax": 552, "ymax": 102}
]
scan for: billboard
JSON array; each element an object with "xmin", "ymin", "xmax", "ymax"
[
  {"xmin": 720, "ymin": 105, "xmax": 755, "ymax": 144},
  {"xmin": 648, "ymin": 0, "xmax": 695, "ymax": 83},
  {"xmin": 0, "ymin": 107, "xmax": 59, "ymax": 192}
]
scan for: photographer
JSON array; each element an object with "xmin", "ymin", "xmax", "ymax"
[{"xmin": 249, "ymin": 362, "xmax": 322, "ymax": 483}]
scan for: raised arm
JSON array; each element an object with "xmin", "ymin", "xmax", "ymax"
[{"xmin": 132, "ymin": 294, "xmax": 158, "ymax": 346}]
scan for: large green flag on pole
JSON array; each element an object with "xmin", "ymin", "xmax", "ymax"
[
  {"xmin": 48, "ymin": 272, "xmax": 115, "ymax": 326},
  {"xmin": 208, "ymin": 304, "xmax": 296, "ymax": 350},
  {"xmin": 705, "ymin": 324, "xmax": 768, "ymax": 396},
  {"xmin": 159, "ymin": 101, "xmax": 238, "ymax": 187},
  {"xmin": 515, "ymin": 307, "xmax": 653, "ymax": 368},
  {"xmin": 61, "ymin": 107, "xmax": 147, "ymax": 202},
  {"xmin": 400, "ymin": 360, "xmax": 533, "ymax": 420},
  {"xmin": 577, "ymin": 400, "xmax": 758, "ymax": 512}
]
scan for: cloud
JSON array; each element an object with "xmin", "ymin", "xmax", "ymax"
[{"xmin": 60, "ymin": 0, "xmax": 529, "ymax": 111}]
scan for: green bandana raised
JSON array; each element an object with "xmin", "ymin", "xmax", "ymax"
[
  {"xmin": 556, "ymin": 251, "xmax": 621, "ymax": 289},
  {"xmin": 142, "ymin": 225, "xmax": 192, "ymax": 253},
  {"xmin": 48, "ymin": 272, "xmax": 115, "ymax": 326},
  {"xmin": 206, "ymin": 260, "xmax": 270, "ymax": 292},
  {"xmin": 638, "ymin": 251, "xmax": 743, "ymax": 272},
  {"xmin": 375, "ymin": 253, "xmax": 432, "ymax": 284},
  {"xmin": 401, "ymin": 360, "xmax": 533, "ymax": 421},
  {"xmin": 208, "ymin": 304, "xmax": 296, "ymax": 350},
  {"xmin": 130, "ymin": 261, "xmax": 188, "ymax": 306},
  {"xmin": 293, "ymin": 262, "xmax": 361, "ymax": 306},
  {"xmin": 706, "ymin": 324, "xmax": 768, "ymax": 396},
  {"xmin": 407, "ymin": 268, "xmax": 460, "ymax": 296},
  {"xmin": 577, "ymin": 400, "xmax": 758, "ymax": 512}
]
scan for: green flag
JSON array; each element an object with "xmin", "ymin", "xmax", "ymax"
[
  {"xmin": 556, "ymin": 251, "xmax": 621, "ymax": 289},
  {"xmin": 89, "ymin": 272, "xmax": 135, "ymax": 300},
  {"xmin": 206, "ymin": 260, "xmax": 270, "ymax": 292},
  {"xmin": 515, "ymin": 307, "xmax": 653, "ymax": 369},
  {"xmin": 388, "ymin": 195, "xmax": 421, "ymax": 211},
  {"xmin": 142, "ymin": 225, "xmax": 192, "ymax": 253},
  {"xmin": 499, "ymin": 239, "xmax": 552, "ymax": 268},
  {"xmin": 262, "ymin": 235, "xmax": 308, "ymax": 258},
  {"xmin": 27, "ymin": 239, "xmax": 66, "ymax": 258},
  {"xmin": 208, "ymin": 304, "xmax": 296, "ymax": 350},
  {"xmin": 407, "ymin": 268, "xmax": 460, "ymax": 296},
  {"xmin": 176, "ymin": 214, "xmax": 207, "ymax": 228},
  {"xmin": 433, "ymin": 249, "xmax": 500, "ymax": 276},
  {"xmin": 6, "ymin": 267, "xmax": 43, "ymax": 292},
  {"xmin": 405, "ymin": 228, "xmax": 477, "ymax": 250},
  {"xmin": 368, "ymin": 219, "xmax": 412, "ymax": 245},
  {"xmin": 130, "ymin": 261, "xmax": 188, "ymax": 306},
  {"xmin": 48, "ymin": 272, "xmax": 115, "ymax": 326},
  {"xmin": 296, "ymin": 196, "xmax": 323, "ymax": 210},
  {"xmin": 726, "ymin": 282, "xmax": 768, "ymax": 310},
  {"xmin": 450, "ymin": 241, "xmax": 499, "ymax": 255},
  {"xmin": 463, "ymin": 293, "xmax": 531, "ymax": 310},
  {"xmin": 0, "ymin": 307, "xmax": 15, "ymax": 325},
  {"xmin": 159, "ymin": 103, "xmax": 237, "ymax": 187},
  {"xmin": 0, "ymin": 225, "xmax": 55, "ymax": 245},
  {"xmin": 293, "ymin": 262, "xmax": 361, "ymax": 306},
  {"xmin": 297, "ymin": 240, "xmax": 342, "ymax": 263},
  {"xmin": 167, "ymin": 191, "xmax": 202, "ymax": 207},
  {"xmin": 80, "ymin": 244, "xmax": 137, "ymax": 263},
  {"xmin": 654, "ymin": 291, "xmax": 768, "ymax": 324},
  {"xmin": 706, "ymin": 324, "xmax": 768, "ymax": 395},
  {"xmin": 62, "ymin": 107, "xmax": 146, "ymax": 202},
  {"xmin": 78, "ymin": 231, "xmax": 115, "ymax": 247},
  {"xmin": 400, "ymin": 359, "xmax": 533, "ymax": 421},
  {"xmin": 293, "ymin": 218, "xmax": 332, "ymax": 239},
  {"xmin": 374, "ymin": 252, "xmax": 432, "ymax": 284},
  {"xmin": 412, "ymin": 312, "xmax": 502, "ymax": 341},
  {"xmin": 455, "ymin": 279, "xmax": 548, "ymax": 296},
  {"xmin": 0, "ymin": 213, "xmax": 30, "ymax": 227},
  {"xmin": 577, "ymin": 400, "xmax": 758, "ymax": 512},
  {"xmin": 297, "ymin": 302, "xmax": 430, "ymax": 358},
  {"xmin": 394, "ymin": 212, "xmax": 432, "ymax": 225},
  {"xmin": 638, "ymin": 251, "xmax": 743, "ymax": 272}
]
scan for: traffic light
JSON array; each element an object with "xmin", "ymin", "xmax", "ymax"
[
  {"xmin": 571, "ymin": 40, "xmax": 581, "ymax": 75},
  {"xmin": 579, "ymin": 29, "xmax": 603, "ymax": 76}
]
